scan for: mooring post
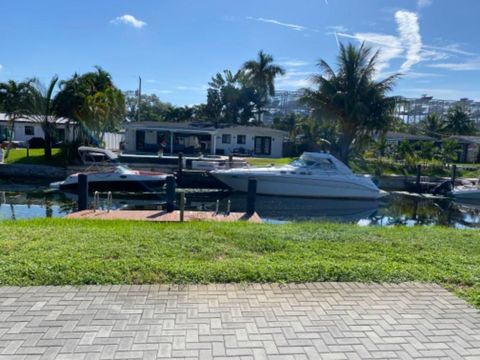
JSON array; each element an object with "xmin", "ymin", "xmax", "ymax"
[
  {"xmin": 246, "ymin": 178, "xmax": 257, "ymax": 215},
  {"xmin": 178, "ymin": 152, "xmax": 183, "ymax": 174},
  {"xmin": 179, "ymin": 192, "xmax": 185, "ymax": 222},
  {"xmin": 451, "ymin": 164, "xmax": 457, "ymax": 188},
  {"xmin": 78, "ymin": 173, "xmax": 88, "ymax": 211},
  {"xmin": 165, "ymin": 176, "xmax": 176, "ymax": 212},
  {"xmin": 415, "ymin": 164, "xmax": 422, "ymax": 193},
  {"xmin": 228, "ymin": 154, "xmax": 233, "ymax": 168}
]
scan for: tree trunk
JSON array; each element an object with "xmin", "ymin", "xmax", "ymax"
[{"xmin": 44, "ymin": 130, "xmax": 52, "ymax": 160}]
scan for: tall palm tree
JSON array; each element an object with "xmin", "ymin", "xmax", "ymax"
[
  {"xmin": 25, "ymin": 76, "xmax": 60, "ymax": 159},
  {"xmin": 0, "ymin": 80, "xmax": 32, "ymax": 158},
  {"xmin": 242, "ymin": 51, "xmax": 285, "ymax": 121},
  {"xmin": 300, "ymin": 42, "xmax": 399, "ymax": 164},
  {"xmin": 444, "ymin": 105, "xmax": 476, "ymax": 135},
  {"xmin": 419, "ymin": 112, "xmax": 445, "ymax": 138}
]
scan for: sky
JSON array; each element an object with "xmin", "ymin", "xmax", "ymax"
[{"xmin": 1, "ymin": 0, "xmax": 479, "ymax": 105}]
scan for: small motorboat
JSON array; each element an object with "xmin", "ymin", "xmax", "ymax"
[
  {"xmin": 50, "ymin": 165, "xmax": 167, "ymax": 192},
  {"xmin": 450, "ymin": 185, "xmax": 480, "ymax": 202},
  {"xmin": 211, "ymin": 152, "xmax": 384, "ymax": 199}
]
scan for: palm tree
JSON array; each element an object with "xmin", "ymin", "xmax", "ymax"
[
  {"xmin": 300, "ymin": 42, "xmax": 399, "ymax": 164},
  {"xmin": 444, "ymin": 105, "xmax": 476, "ymax": 135},
  {"xmin": 0, "ymin": 80, "xmax": 32, "ymax": 158},
  {"xmin": 419, "ymin": 112, "xmax": 445, "ymax": 138},
  {"xmin": 242, "ymin": 51, "xmax": 285, "ymax": 121},
  {"xmin": 25, "ymin": 76, "xmax": 60, "ymax": 159}
]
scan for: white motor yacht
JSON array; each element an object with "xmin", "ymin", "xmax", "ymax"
[
  {"xmin": 211, "ymin": 152, "xmax": 383, "ymax": 199},
  {"xmin": 50, "ymin": 166, "xmax": 167, "ymax": 192}
]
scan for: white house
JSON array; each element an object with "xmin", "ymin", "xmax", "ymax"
[
  {"xmin": 123, "ymin": 122, "xmax": 288, "ymax": 158},
  {"xmin": 0, "ymin": 114, "xmax": 77, "ymax": 145}
]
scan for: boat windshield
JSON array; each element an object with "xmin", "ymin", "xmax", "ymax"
[
  {"xmin": 114, "ymin": 165, "xmax": 132, "ymax": 174},
  {"xmin": 291, "ymin": 158, "xmax": 336, "ymax": 170}
]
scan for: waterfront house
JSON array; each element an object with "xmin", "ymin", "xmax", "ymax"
[
  {"xmin": 0, "ymin": 114, "xmax": 77, "ymax": 146},
  {"xmin": 123, "ymin": 122, "xmax": 288, "ymax": 158},
  {"xmin": 384, "ymin": 131, "xmax": 437, "ymax": 146},
  {"xmin": 448, "ymin": 135, "xmax": 480, "ymax": 163}
]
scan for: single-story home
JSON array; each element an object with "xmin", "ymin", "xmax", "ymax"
[
  {"xmin": 448, "ymin": 136, "xmax": 480, "ymax": 163},
  {"xmin": 0, "ymin": 114, "xmax": 77, "ymax": 145},
  {"xmin": 384, "ymin": 131, "xmax": 437, "ymax": 145},
  {"xmin": 123, "ymin": 122, "xmax": 288, "ymax": 157}
]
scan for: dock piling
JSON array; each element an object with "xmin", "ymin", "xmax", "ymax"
[
  {"xmin": 166, "ymin": 176, "xmax": 176, "ymax": 212},
  {"xmin": 178, "ymin": 152, "xmax": 184, "ymax": 175},
  {"xmin": 215, "ymin": 200, "xmax": 219, "ymax": 215},
  {"xmin": 246, "ymin": 178, "xmax": 257, "ymax": 215},
  {"xmin": 228, "ymin": 154, "xmax": 233, "ymax": 168},
  {"xmin": 451, "ymin": 164, "xmax": 457, "ymax": 188},
  {"xmin": 78, "ymin": 174, "xmax": 88, "ymax": 211},
  {"xmin": 179, "ymin": 192, "xmax": 185, "ymax": 222},
  {"xmin": 415, "ymin": 165, "xmax": 422, "ymax": 193}
]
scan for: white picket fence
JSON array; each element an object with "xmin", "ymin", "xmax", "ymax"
[{"xmin": 103, "ymin": 132, "xmax": 124, "ymax": 151}]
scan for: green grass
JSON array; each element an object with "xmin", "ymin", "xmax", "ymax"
[
  {"xmin": 0, "ymin": 219, "xmax": 479, "ymax": 307},
  {"xmin": 246, "ymin": 157, "xmax": 296, "ymax": 167},
  {"xmin": 4, "ymin": 148, "xmax": 64, "ymax": 166}
]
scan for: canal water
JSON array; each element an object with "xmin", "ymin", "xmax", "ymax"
[{"xmin": 1, "ymin": 182, "xmax": 480, "ymax": 228}]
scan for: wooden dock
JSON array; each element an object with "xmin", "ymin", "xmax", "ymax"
[{"xmin": 65, "ymin": 210, "xmax": 262, "ymax": 223}]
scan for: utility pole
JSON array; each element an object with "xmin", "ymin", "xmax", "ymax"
[{"xmin": 137, "ymin": 76, "xmax": 142, "ymax": 122}]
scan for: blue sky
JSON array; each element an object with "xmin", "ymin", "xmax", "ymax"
[{"xmin": 1, "ymin": 0, "xmax": 479, "ymax": 105}]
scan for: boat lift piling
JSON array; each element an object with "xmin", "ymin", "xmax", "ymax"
[
  {"xmin": 415, "ymin": 165, "xmax": 422, "ymax": 193},
  {"xmin": 246, "ymin": 178, "xmax": 257, "ymax": 216},
  {"xmin": 78, "ymin": 174, "xmax": 88, "ymax": 211},
  {"xmin": 451, "ymin": 164, "xmax": 457, "ymax": 189},
  {"xmin": 166, "ymin": 176, "xmax": 176, "ymax": 212}
]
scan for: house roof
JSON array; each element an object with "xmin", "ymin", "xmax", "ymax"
[
  {"xmin": 385, "ymin": 131, "xmax": 436, "ymax": 142},
  {"xmin": 0, "ymin": 113, "xmax": 75, "ymax": 125},
  {"xmin": 125, "ymin": 121, "xmax": 288, "ymax": 136},
  {"xmin": 448, "ymin": 135, "xmax": 480, "ymax": 144}
]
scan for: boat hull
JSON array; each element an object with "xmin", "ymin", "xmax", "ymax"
[
  {"xmin": 212, "ymin": 173, "xmax": 382, "ymax": 199},
  {"xmin": 55, "ymin": 180, "xmax": 166, "ymax": 193}
]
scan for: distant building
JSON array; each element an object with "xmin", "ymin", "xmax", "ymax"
[
  {"xmin": 384, "ymin": 131, "xmax": 437, "ymax": 145},
  {"xmin": 394, "ymin": 95, "xmax": 480, "ymax": 124},
  {"xmin": 123, "ymin": 122, "xmax": 288, "ymax": 158}
]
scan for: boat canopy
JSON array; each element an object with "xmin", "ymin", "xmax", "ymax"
[
  {"xmin": 78, "ymin": 146, "xmax": 118, "ymax": 163},
  {"xmin": 298, "ymin": 152, "xmax": 354, "ymax": 175}
]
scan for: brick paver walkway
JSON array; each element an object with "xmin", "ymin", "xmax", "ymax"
[{"xmin": 0, "ymin": 283, "xmax": 479, "ymax": 359}]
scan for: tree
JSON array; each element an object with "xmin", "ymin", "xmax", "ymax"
[
  {"xmin": 55, "ymin": 67, "xmax": 125, "ymax": 145},
  {"xmin": 24, "ymin": 76, "xmax": 60, "ymax": 159},
  {"xmin": 206, "ymin": 69, "xmax": 258, "ymax": 125},
  {"xmin": 0, "ymin": 80, "xmax": 32, "ymax": 158},
  {"xmin": 242, "ymin": 50, "xmax": 285, "ymax": 121},
  {"xmin": 300, "ymin": 42, "xmax": 399, "ymax": 164},
  {"xmin": 444, "ymin": 105, "xmax": 476, "ymax": 135},
  {"xmin": 419, "ymin": 112, "xmax": 444, "ymax": 138},
  {"xmin": 125, "ymin": 92, "xmax": 173, "ymax": 122},
  {"xmin": 438, "ymin": 139, "xmax": 460, "ymax": 164}
]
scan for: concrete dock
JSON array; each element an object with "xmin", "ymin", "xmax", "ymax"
[{"xmin": 65, "ymin": 209, "xmax": 262, "ymax": 223}]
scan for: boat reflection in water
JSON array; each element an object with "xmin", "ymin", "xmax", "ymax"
[{"xmin": 185, "ymin": 192, "xmax": 380, "ymax": 223}]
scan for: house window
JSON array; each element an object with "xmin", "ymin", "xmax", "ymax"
[
  {"xmin": 237, "ymin": 135, "xmax": 246, "ymax": 145},
  {"xmin": 222, "ymin": 134, "xmax": 231, "ymax": 144},
  {"xmin": 24, "ymin": 126, "xmax": 34, "ymax": 136},
  {"xmin": 254, "ymin": 136, "xmax": 272, "ymax": 155}
]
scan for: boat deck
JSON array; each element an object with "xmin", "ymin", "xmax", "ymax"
[{"xmin": 65, "ymin": 209, "xmax": 262, "ymax": 223}]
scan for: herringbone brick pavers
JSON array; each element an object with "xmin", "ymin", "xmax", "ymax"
[{"xmin": 0, "ymin": 283, "xmax": 478, "ymax": 359}]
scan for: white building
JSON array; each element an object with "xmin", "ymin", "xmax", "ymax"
[
  {"xmin": 123, "ymin": 122, "xmax": 288, "ymax": 158},
  {"xmin": 0, "ymin": 114, "xmax": 77, "ymax": 145}
]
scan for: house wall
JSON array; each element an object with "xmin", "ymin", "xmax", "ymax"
[
  {"xmin": 0, "ymin": 121, "xmax": 77, "ymax": 144},
  {"xmin": 215, "ymin": 127, "xmax": 284, "ymax": 158},
  {"xmin": 123, "ymin": 126, "xmax": 286, "ymax": 158}
]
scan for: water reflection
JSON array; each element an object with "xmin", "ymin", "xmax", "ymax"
[{"xmin": 1, "ymin": 188, "xmax": 480, "ymax": 228}]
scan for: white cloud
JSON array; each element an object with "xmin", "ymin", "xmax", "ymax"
[
  {"xmin": 248, "ymin": 17, "xmax": 306, "ymax": 31},
  {"xmin": 428, "ymin": 59, "xmax": 480, "ymax": 71},
  {"xmin": 326, "ymin": 25, "xmax": 348, "ymax": 33},
  {"xmin": 176, "ymin": 85, "xmax": 208, "ymax": 92},
  {"xmin": 110, "ymin": 14, "xmax": 147, "ymax": 29},
  {"xmin": 279, "ymin": 60, "xmax": 310, "ymax": 67},
  {"xmin": 276, "ymin": 70, "xmax": 312, "ymax": 89},
  {"xmin": 417, "ymin": 0, "xmax": 433, "ymax": 9},
  {"xmin": 0, "ymin": 64, "xmax": 2, "ymax": 71},
  {"xmin": 395, "ymin": 10, "xmax": 422, "ymax": 72},
  {"xmin": 151, "ymin": 89, "xmax": 174, "ymax": 94}
]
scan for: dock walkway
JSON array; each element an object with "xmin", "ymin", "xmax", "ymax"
[{"xmin": 65, "ymin": 210, "xmax": 262, "ymax": 223}]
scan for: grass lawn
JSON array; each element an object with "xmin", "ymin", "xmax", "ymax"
[
  {"xmin": 246, "ymin": 157, "xmax": 297, "ymax": 167},
  {"xmin": 0, "ymin": 219, "xmax": 479, "ymax": 308},
  {"xmin": 4, "ymin": 148, "xmax": 65, "ymax": 166}
]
